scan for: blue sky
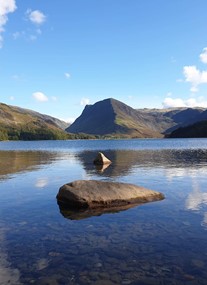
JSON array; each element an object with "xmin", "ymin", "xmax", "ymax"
[{"xmin": 1, "ymin": 0, "xmax": 207, "ymax": 122}]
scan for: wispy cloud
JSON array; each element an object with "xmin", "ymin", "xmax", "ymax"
[
  {"xmin": 80, "ymin": 97, "xmax": 90, "ymax": 106},
  {"xmin": 65, "ymin": 72, "xmax": 71, "ymax": 79},
  {"xmin": 13, "ymin": 9, "xmax": 46, "ymax": 43},
  {"xmin": 51, "ymin": 96, "xmax": 57, "ymax": 101},
  {"xmin": 26, "ymin": 9, "xmax": 46, "ymax": 25},
  {"xmin": 33, "ymin": 92, "xmax": 48, "ymax": 102},
  {"xmin": 20, "ymin": 9, "xmax": 47, "ymax": 42},
  {"xmin": 61, "ymin": 117, "xmax": 76, "ymax": 124},
  {"xmin": 29, "ymin": 34, "xmax": 37, "ymax": 41},
  {"xmin": 12, "ymin": 31, "xmax": 22, "ymax": 40},
  {"xmin": 12, "ymin": 74, "xmax": 20, "ymax": 80},
  {"xmin": 200, "ymin": 47, "xmax": 207, "ymax": 64},
  {"xmin": 0, "ymin": 0, "xmax": 17, "ymax": 48}
]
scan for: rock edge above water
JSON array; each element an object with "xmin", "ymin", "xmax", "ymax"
[
  {"xmin": 56, "ymin": 180, "xmax": 164, "ymax": 209},
  {"xmin": 93, "ymin": 152, "xmax": 112, "ymax": 165}
]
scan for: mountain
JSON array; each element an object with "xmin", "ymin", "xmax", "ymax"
[
  {"xmin": 66, "ymin": 98, "xmax": 162, "ymax": 138},
  {"xmin": 167, "ymin": 120, "xmax": 207, "ymax": 138},
  {"xmin": 66, "ymin": 98, "xmax": 207, "ymax": 138},
  {"xmin": 0, "ymin": 103, "xmax": 70, "ymax": 140},
  {"xmin": 2, "ymin": 99, "xmax": 207, "ymax": 141}
]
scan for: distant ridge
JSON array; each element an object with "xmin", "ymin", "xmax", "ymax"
[
  {"xmin": 67, "ymin": 98, "xmax": 207, "ymax": 138},
  {"xmin": 168, "ymin": 120, "xmax": 207, "ymax": 138}
]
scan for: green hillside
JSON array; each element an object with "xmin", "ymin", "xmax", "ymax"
[{"xmin": 0, "ymin": 103, "xmax": 69, "ymax": 140}]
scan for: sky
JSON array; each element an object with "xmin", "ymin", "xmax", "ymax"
[{"xmin": 1, "ymin": 0, "xmax": 207, "ymax": 122}]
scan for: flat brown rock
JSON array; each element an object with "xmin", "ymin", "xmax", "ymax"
[{"xmin": 56, "ymin": 180, "xmax": 164, "ymax": 209}]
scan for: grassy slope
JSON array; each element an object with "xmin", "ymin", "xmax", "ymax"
[
  {"xmin": 0, "ymin": 103, "xmax": 70, "ymax": 140},
  {"xmin": 111, "ymin": 99, "xmax": 163, "ymax": 138}
]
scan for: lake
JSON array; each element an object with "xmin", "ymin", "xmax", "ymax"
[{"xmin": 0, "ymin": 138, "xmax": 207, "ymax": 285}]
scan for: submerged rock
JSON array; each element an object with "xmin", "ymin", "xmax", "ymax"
[
  {"xmin": 93, "ymin": 152, "xmax": 112, "ymax": 165},
  {"xmin": 56, "ymin": 180, "xmax": 164, "ymax": 209}
]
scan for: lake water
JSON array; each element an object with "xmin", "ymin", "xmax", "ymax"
[{"xmin": 0, "ymin": 138, "xmax": 207, "ymax": 285}]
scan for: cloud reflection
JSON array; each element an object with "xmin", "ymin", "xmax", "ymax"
[
  {"xmin": 35, "ymin": 178, "xmax": 49, "ymax": 188},
  {"xmin": 186, "ymin": 180, "xmax": 207, "ymax": 211},
  {"xmin": 201, "ymin": 212, "xmax": 207, "ymax": 229},
  {"xmin": 185, "ymin": 178, "xmax": 207, "ymax": 230}
]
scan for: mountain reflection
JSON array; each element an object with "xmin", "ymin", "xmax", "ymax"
[
  {"xmin": 76, "ymin": 149, "xmax": 207, "ymax": 177},
  {"xmin": 0, "ymin": 151, "xmax": 58, "ymax": 180},
  {"xmin": 1, "ymin": 149, "xmax": 207, "ymax": 180}
]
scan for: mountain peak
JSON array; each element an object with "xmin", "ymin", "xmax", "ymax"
[{"xmin": 66, "ymin": 98, "xmax": 162, "ymax": 137}]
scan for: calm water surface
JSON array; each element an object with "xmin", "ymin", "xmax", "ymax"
[{"xmin": 0, "ymin": 139, "xmax": 207, "ymax": 285}]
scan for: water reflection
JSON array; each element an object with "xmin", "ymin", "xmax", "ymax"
[
  {"xmin": 77, "ymin": 149, "xmax": 207, "ymax": 177},
  {"xmin": 0, "ymin": 151, "xmax": 58, "ymax": 180},
  {"xmin": 58, "ymin": 201, "xmax": 145, "ymax": 220},
  {"xmin": 185, "ymin": 178, "xmax": 207, "ymax": 229},
  {"xmin": 186, "ymin": 179, "xmax": 207, "ymax": 211},
  {"xmin": 0, "ymin": 151, "xmax": 76, "ymax": 180},
  {"xmin": 1, "ymin": 149, "xmax": 207, "ymax": 181},
  {"xmin": 94, "ymin": 163, "xmax": 111, "ymax": 173},
  {"xmin": 35, "ymin": 178, "xmax": 49, "ymax": 189}
]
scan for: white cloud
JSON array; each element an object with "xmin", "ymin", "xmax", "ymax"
[
  {"xmin": 183, "ymin": 65, "xmax": 207, "ymax": 92},
  {"xmin": 80, "ymin": 97, "xmax": 90, "ymax": 106},
  {"xmin": 162, "ymin": 96, "xmax": 207, "ymax": 108},
  {"xmin": 200, "ymin": 47, "xmax": 207, "ymax": 64},
  {"xmin": 162, "ymin": 97, "xmax": 186, "ymax": 108},
  {"xmin": 65, "ymin": 73, "xmax": 71, "ymax": 79},
  {"xmin": 33, "ymin": 92, "xmax": 48, "ymax": 102},
  {"xmin": 26, "ymin": 9, "xmax": 46, "ymax": 25},
  {"xmin": 0, "ymin": 0, "xmax": 17, "ymax": 48}
]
